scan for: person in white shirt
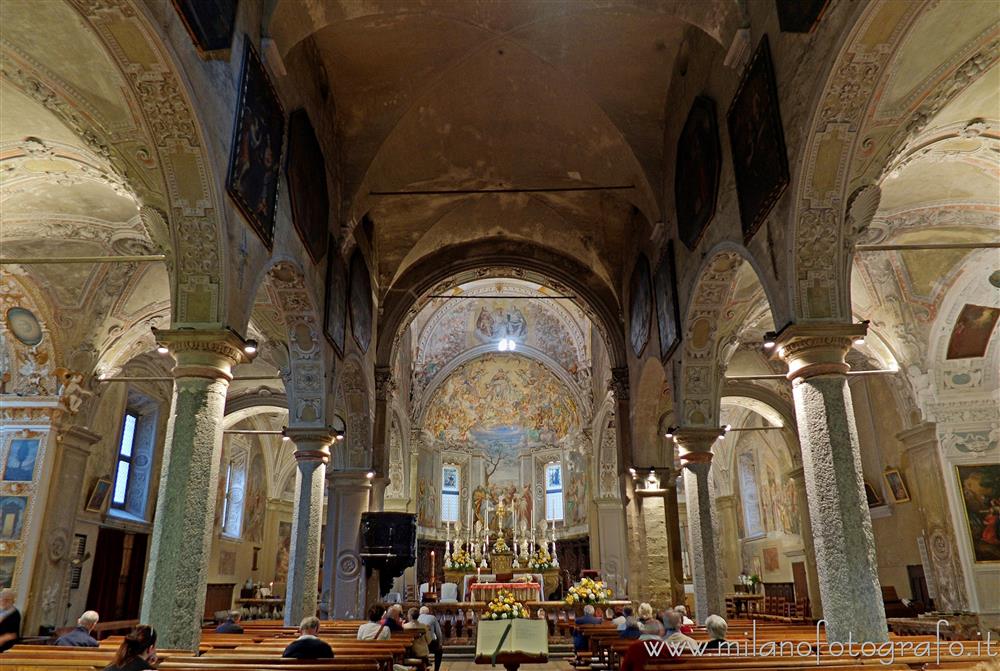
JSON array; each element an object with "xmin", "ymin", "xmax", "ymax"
[
  {"xmin": 612, "ymin": 606, "xmax": 632, "ymax": 630},
  {"xmin": 673, "ymin": 604, "xmax": 694, "ymax": 626},
  {"xmin": 357, "ymin": 606, "xmax": 391, "ymax": 640}
]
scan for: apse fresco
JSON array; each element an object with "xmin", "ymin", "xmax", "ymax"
[
  {"xmin": 414, "ymin": 294, "xmax": 587, "ymax": 397},
  {"xmin": 946, "ymin": 304, "xmax": 999, "ymax": 359},
  {"xmin": 423, "ymin": 354, "xmax": 579, "ymax": 449}
]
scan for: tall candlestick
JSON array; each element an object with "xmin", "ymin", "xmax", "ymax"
[{"xmin": 431, "ymin": 550, "xmax": 436, "ymax": 586}]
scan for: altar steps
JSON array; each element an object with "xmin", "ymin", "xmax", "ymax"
[{"xmin": 442, "ymin": 642, "xmax": 575, "ymax": 661}]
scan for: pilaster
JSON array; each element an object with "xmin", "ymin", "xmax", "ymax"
[{"xmin": 321, "ymin": 471, "xmax": 371, "ymax": 618}]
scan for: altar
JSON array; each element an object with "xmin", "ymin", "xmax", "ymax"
[{"xmin": 468, "ymin": 581, "xmax": 544, "ymax": 603}]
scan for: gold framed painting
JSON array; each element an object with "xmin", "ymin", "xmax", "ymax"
[
  {"xmin": 956, "ymin": 464, "xmax": 1000, "ymax": 563},
  {"xmin": 883, "ymin": 468, "xmax": 910, "ymax": 503},
  {"xmin": 85, "ymin": 478, "xmax": 113, "ymax": 513}
]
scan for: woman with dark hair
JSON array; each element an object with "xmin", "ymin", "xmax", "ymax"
[{"xmin": 103, "ymin": 625, "xmax": 157, "ymax": 670}]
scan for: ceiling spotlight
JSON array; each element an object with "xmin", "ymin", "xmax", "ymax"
[
  {"xmin": 664, "ymin": 425, "xmax": 677, "ymax": 439},
  {"xmin": 853, "ymin": 337, "xmax": 865, "ymax": 346},
  {"xmin": 762, "ymin": 332, "xmax": 776, "ymax": 349},
  {"xmin": 724, "ymin": 424, "xmax": 732, "ymax": 433},
  {"xmin": 334, "ymin": 431, "xmax": 345, "ymax": 441},
  {"xmin": 497, "ymin": 338, "xmax": 517, "ymax": 352},
  {"xmin": 282, "ymin": 435, "xmax": 290, "ymax": 442},
  {"xmin": 244, "ymin": 339, "xmax": 258, "ymax": 354},
  {"xmin": 628, "ymin": 467, "xmax": 637, "ymax": 477},
  {"xmin": 366, "ymin": 470, "xmax": 375, "ymax": 480},
  {"xmin": 156, "ymin": 344, "xmax": 169, "ymax": 355}
]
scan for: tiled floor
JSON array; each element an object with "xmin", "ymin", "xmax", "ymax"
[{"xmin": 443, "ymin": 663, "xmax": 573, "ymax": 671}]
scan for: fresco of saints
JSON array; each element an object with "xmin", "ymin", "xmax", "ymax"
[
  {"xmin": 476, "ymin": 306, "xmax": 495, "ymax": 340},
  {"xmin": 472, "ymin": 485, "xmax": 489, "ymax": 526}
]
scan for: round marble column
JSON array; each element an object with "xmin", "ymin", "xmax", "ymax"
[
  {"xmin": 785, "ymin": 465, "xmax": 823, "ymax": 619},
  {"xmin": 662, "ymin": 471, "xmax": 687, "ymax": 607},
  {"xmin": 284, "ymin": 430, "xmax": 333, "ymax": 626},
  {"xmin": 776, "ymin": 324, "xmax": 888, "ymax": 643},
  {"xmin": 140, "ymin": 329, "xmax": 252, "ymax": 650},
  {"xmin": 675, "ymin": 428, "xmax": 725, "ymax": 622}
]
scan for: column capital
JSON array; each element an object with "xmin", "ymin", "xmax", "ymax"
[
  {"xmin": 284, "ymin": 428, "xmax": 336, "ymax": 464},
  {"xmin": 673, "ymin": 427, "xmax": 722, "ymax": 459},
  {"xmin": 327, "ymin": 470, "xmax": 374, "ymax": 490},
  {"xmin": 374, "ymin": 366, "xmax": 397, "ymax": 402},
  {"xmin": 772, "ymin": 322, "xmax": 866, "ymax": 381},
  {"xmin": 608, "ymin": 367, "xmax": 630, "ymax": 401},
  {"xmin": 152, "ymin": 328, "xmax": 255, "ymax": 380}
]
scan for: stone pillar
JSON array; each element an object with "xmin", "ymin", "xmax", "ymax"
[
  {"xmin": 26, "ymin": 426, "xmax": 100, "ymax": 632},
  {"xmin": 785, "ymin": 466, "xmax": 823, "ymax": 618},
  {"xmin": 609, "ymin": 368, "xmax": 633, "ymax": 473},
  {"xmin": 637, "ymin": 490, "xmax": 672, "ymax": 607},
  {"xmin": 775, "ymin": 323, "xmax": 887, "ymax": 643},
  {"xmin": 322, "ymin": 472, "xmax": 371, "ymax": 618},
  {"xmin": 369, "ymin": 368, "xmax": 396, "ymax": 513},
  {"xmin": 283, "ymin": 429, "xmax": 334, "ymax": 625},
  {"xmin": 663, "ymin": 474, "xmax": 686, "ymax": 607},
  {"xmin": 140, "ymin": 329, "xmax": 251, "ymax": 650},
  {"xmin": 675, "ymin": 428, "xmax": 724, "ymax": 622},
  {"xmin": 714, "ymin": 494, "xmax": 742, "ymax": 596}
]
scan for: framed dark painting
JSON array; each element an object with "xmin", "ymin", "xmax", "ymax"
[
  {"xmin": 226, "ymin": 38, "xmax": 285, "ymax": 250},
  {"xmin": 776, "ymin": 0, "xmax": 830, "ymax": 33},
  {"xmin": 956, "ymin": 464, "xmax": 1000, "ymax": 563},
  {"xmin": 653, "ymin": 242, "xmax": 682, "ymax": 363},
  {"xmin": 324, "ymin": 243, "xmax": 347, "ymax": 356},
  {"xmin": 675, "ymin": 96, "xmax": 721, "ymax": 250},
  {"xmin": 727, "ymin": 35, "xmax": 790, "ymax": 243},
  {"xmin": 946, "ymin": 304, "xmax": 1000, "ymax": 359},
  {"xmin": 171, "ymin": 0, "xmax": 239, "ymax": 56},
  {"xmin": 286, "ymin": 108, "xmax": 329, "ymax": 264},
  {"xmin": 348, "ymin": 250, "xmax": 373, "ymax": 354},
  {"xmin": 629, "ymin": 254, "xmax": 652, "ymax": 357}
]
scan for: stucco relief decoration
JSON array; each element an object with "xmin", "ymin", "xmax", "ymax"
[{"xmin": 0, "ymin": 278, "xmax": 57, "ymax": 396}]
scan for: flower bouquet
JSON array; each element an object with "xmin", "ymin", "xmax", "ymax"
[
  {"xmin": 527, "ymin": 547, "xmax": 555, "ymax": 571},
  {"xmin": 565, "ymin": 577, "xmax": 613, "ymax": 606},
  {"xmin": 448, "ymin": 548, "xmax": 476, "ymax": 571},
  {"xmin": 485, "ymin": 588, "xmax": 530, "ymax": 620}
]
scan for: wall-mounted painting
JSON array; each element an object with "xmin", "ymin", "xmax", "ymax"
[
  {"xmin": 883, "ymin": 468, "xmax": 910, "ymax": 504},
  {"xmin": 3, "ymin": 438, "xmax": 39, "ymax": 482},
  {"xmin": 653, "ymin": 242, "xmax": 682, "ymax": 363},
  {"xmin": 171, "ymin": 0, "xmax": 239, "ymax": 57},
  {"xmin": 675, "ymin": 96, "xmax": 721, "ymax": 250},
  {"xmin": 727, "ymin": 35, "xmax": 790, "ymax": 243},
  {"xmin": 629, "ymin": 254, "xmax": 652, "ymax": 357},
  {"xmin": 946, "ymin": 304, "xmax": 999, "ymax": 359},
  {"xmin": 348, "ymin": 250, "xmax": 373, "ymax": 353},
  {"xmin": 85, "ymin": 478, "xmax": 112, "ymax": 514},
  {"xmin": 274, "ymin": 520, "xmax": 292, "ymax": 582},
  {"xmin": 0, "ymin": 555, "xmax": 14, "ymax": 588},
  {"xmin": 286, "ymin": 108, "xmax": 329, "ymax": 264},
  {"xmin": 956, "ymin": 464, "xmax": 1000, "ymax": 563},
  {"xmin": 226, "ymin": 38, "xmax": 285, "ymax": 250},
  {"xmin": 864, "ymin": 480, "xmax": 882, "ymax": 507},
  {"xmin": 763, "ymin": 546, "xmax": 780, "ymax": 572},
  {"xmin": 5, "ymin": 307, "xmax": 43, "ymax": 346},
  {"xmin": 324, "ymin": 243, "xmax": 348, "ymax": 356},
  {"xmin": 776, "ymin": 0, "xmax": 830, "ymax": 33},
  {"xmin": 0, "ymin": 496, "xmax": 27, "ymax": 540}
]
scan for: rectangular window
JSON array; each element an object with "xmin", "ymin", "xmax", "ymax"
[
  {"xmin": 111, "ymin": 412, "xmax": 138, "ymax": 509},
  {"xmin": 222, "ymin": 451, "xmax": 247, "ymax": 538},
  {"xmin": 441, "ymin": 465, "xmax": 459, "ymax": 523},
  {"xmin": 545, "ymin": 462, "xmax": 563, "ymax": 521}
]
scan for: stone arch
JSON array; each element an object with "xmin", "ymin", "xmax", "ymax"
[
  {"xmin": 66, "ymin": 0, "xmax": 229, "ymax": 325},
  {"xmin": 248, "ymin": 260, "xmax": 328, "ymax": 428},
  {"xmin": 788, "ymin": 0, "xmax": 998, "ymax": 321},
  {"xmin": 339, "ymin": 355, "xmax": 372, "ymax": 470},
  {"xmin": 376, "ymin": 239, "xmax": 628, "ymax": 370},
  {"xmin": 678, "ymin": 244, "xmax": 778, "ymax": 428}
]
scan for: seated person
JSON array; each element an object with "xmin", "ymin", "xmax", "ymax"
[
  {"xmin": 636, "ymin": 602, "xmax": 654, "ymax": 624},
  {"xmin": 573, "ymin": 604, "xmax": 603, "ymax": 652},
  {"xmin": 381, "ymin": 604, "xmax": 404, "ymax": 631},
  {"xmin": 663, "ymin": 610, "xmax": 698, "ymax": 653},
  {"xmin": 103, "ymin": 625, "xmax": 157, "ymax": 671},
  {"xmin": 283, "ymin": 616, "xmax": 334, "ymax": 659},
  {"xmin": 215, "ymin": 610, "xmax": 244, "ymax": 634},
  {"xmin": 612, "ymin": 606, "xmax": 631, "ymax": 629},
  {"xmin": 619, "ymin": 616, "xmax": 641, "ymax": 640},
  {"xmin": 620, "ymin": 621, "xmax": 674, "ymax": 671},
  {"xmin": 57, "ymin": 610, "xmax": 100, "ymax": 647},
  {"xmin": 702, "ymin": 614, "xmax": 729, "ymax": 651},
  {"xmin": 403, "ymin": 607, "xmax": 432, "ymax": 661},
  {"xmin": 358, "ymin": 606, "xmax": 391, "ymax": 640},
  {"xmin": 673, "ymin": 604, "xmax": 694, "ymax": 633},
  {"xmin": 0, "ymin": 588, "xmax": 21, "ymax": 653}
]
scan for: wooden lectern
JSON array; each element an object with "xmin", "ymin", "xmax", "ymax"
[{"xmin": 475, "ymin": 619, "xmax": 549, "ymax": 671}]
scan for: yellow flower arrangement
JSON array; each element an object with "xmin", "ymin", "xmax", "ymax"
[
  {"xmin": 527, "ymin": 547, "xmax": 554, "ymax": 570},
  {"xmin": 448, "ymin": 548, "xmax": 476, "ymax": 571},
  {"xmin": 565, "ymin": 577, "xmax": 613, "ymax": 606},
  {"xmin": 485, "ymin": 589, "xmax": 529, "ymax": 620},
  {"xmin": 492, "ymin": 536, "xmax": 510, "ymax": 553}
]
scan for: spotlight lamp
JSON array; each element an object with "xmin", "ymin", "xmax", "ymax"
[
  {"xmin": 331, "ymin": 414, "xmax": 347, "ymax": 442},
  {"xmin": 664, "ymin": 425, "xmax": 677, "ymax": 439},
  {"xmin": 366, "ymin": 470, "xmax": 376, "ymax": 480},
  {"xmin": 854, "ymin": 320, "xmax": 870, "ymax": 346},
  {"xmin": 156, "ymin": 343, "xmax": 169, "ymax": 355},
  {"xmin": 762, "ymin": 331, "xmax": 777, "ymax": 349},
  {"xmin": 244, "ymin": 339, "xmax": 258, "ymax": 355}
]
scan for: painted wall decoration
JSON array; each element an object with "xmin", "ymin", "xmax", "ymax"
[
  {"xmin": 286, "ymin": 109, "xmax": 329, "ymax": 264},
  {"xmin": 957, "ymin": 464, "xmax": 1000, "ymax": 562},
  {"xmin": 946, "ymin": 304, "xmax": 999, "ymax": 359},
  {"xmin": 776, "ymin": 0, "xmax": 830, "ymax": 33},
  {"xmin": 629, "ymin": 254, "xmax": 652, "ymax": 357},
  {"xmin": 417, "ymin": 478, "xmax": 437, "ymax": 528},
  {"xmin": 471, "ymin": 480, "xmax": 536, "ymax": 531},
  {"xmin": 653, "ymin": 243, "xmax": 682, "ymax": 362},
  {"xmin": 762, "ymin": 546, "xmax": 780, "ymax": 572},
  {"xmin": 226, "ymin": 39, "xmax": 285, "ymax": 249},
  {"xmin": 274, "ymin": 520, "xmax": 292, "ymax": 582},
  {"xmin": 5, "ymin": 307, "xmax": 43, "ymax": 346},
  {"xmin": 218, "ymin": 548, "xmax": 236, "ymax": 576},
  {"xmin": 0, "ymin": 496, "xmax": 27, "ymax": 540},
  {"xmin": 324, "ymin": 245, "xmax": 348, "ymax": 356},
  {"xmin": 244, "ymin": 451, "xmax": 266, "ymax": 544},
  {"xmin": 423, "ymin": 355, "xmax": 579, "ymax": 450},
  {"xmin": 348, "ymin": 250, "xmax": 373, "ymax": 353},
  {"xmin": 727, "ymin": 35, "xmax": 790, "ymax": 242},
  {"xmin": 675, "ymin": 96, "xmax": 721, "ymax": 250},
  {"xmin": 563, "ymin": 449, "xmax": 589, "ymax": 526},
  {"xmin": 171, "ymin": 0, "xmax": 238, "ymax": 54},
  {"xmin": 738, "ymin": 451, "xmax": 764, "ymax": 538},
  {"xmin": 3, "ymin": 438, "xmax": 39, "ymax": 482},
  {"xmin": 0, "ymin": 556, "xmax": 14, "ymax": 589}
]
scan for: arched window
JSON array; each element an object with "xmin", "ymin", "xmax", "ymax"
[
  {"xmin": 738, "ymin": 451, "xmax": 765, "ymax": 538},
  {"xmin": 221, "ymin": 448, "xmax": 248, "ymax": 538},
  {"xmin": 545, "ymin": 462, "xmax": 563, "ymax": 521},
  {"xmin": 441, "ymin": 465, "xmax": 460, "ymax": 523}
]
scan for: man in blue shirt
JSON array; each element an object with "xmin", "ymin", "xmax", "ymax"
[
  {"xmin": 573, "ymin": 605, "xmax": 603, "ymax": 652},
  {"xmin": 55, "ymin": 611, "xmax": 99, "ymax": 647},
  {"xmin": 216, "ymin": 611, "xmax": 244, "ymax": 634}
]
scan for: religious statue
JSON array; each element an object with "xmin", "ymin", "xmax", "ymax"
[{"xmin": 54, "ymin": 368, "xmax": 94, "ymax": 414}]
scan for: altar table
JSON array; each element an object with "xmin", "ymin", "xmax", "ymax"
[
  {"xmin": 469, "ymin": 582, "xmax": 544, "ymax": 603},
  {"xmin": 462, "ymin": 574, "xmax": 545, "ymax": 601}
]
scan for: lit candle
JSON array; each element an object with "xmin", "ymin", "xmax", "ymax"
[{"xmin": 431, "ymin": 550, "xmax": 436, "ymax": 585}]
